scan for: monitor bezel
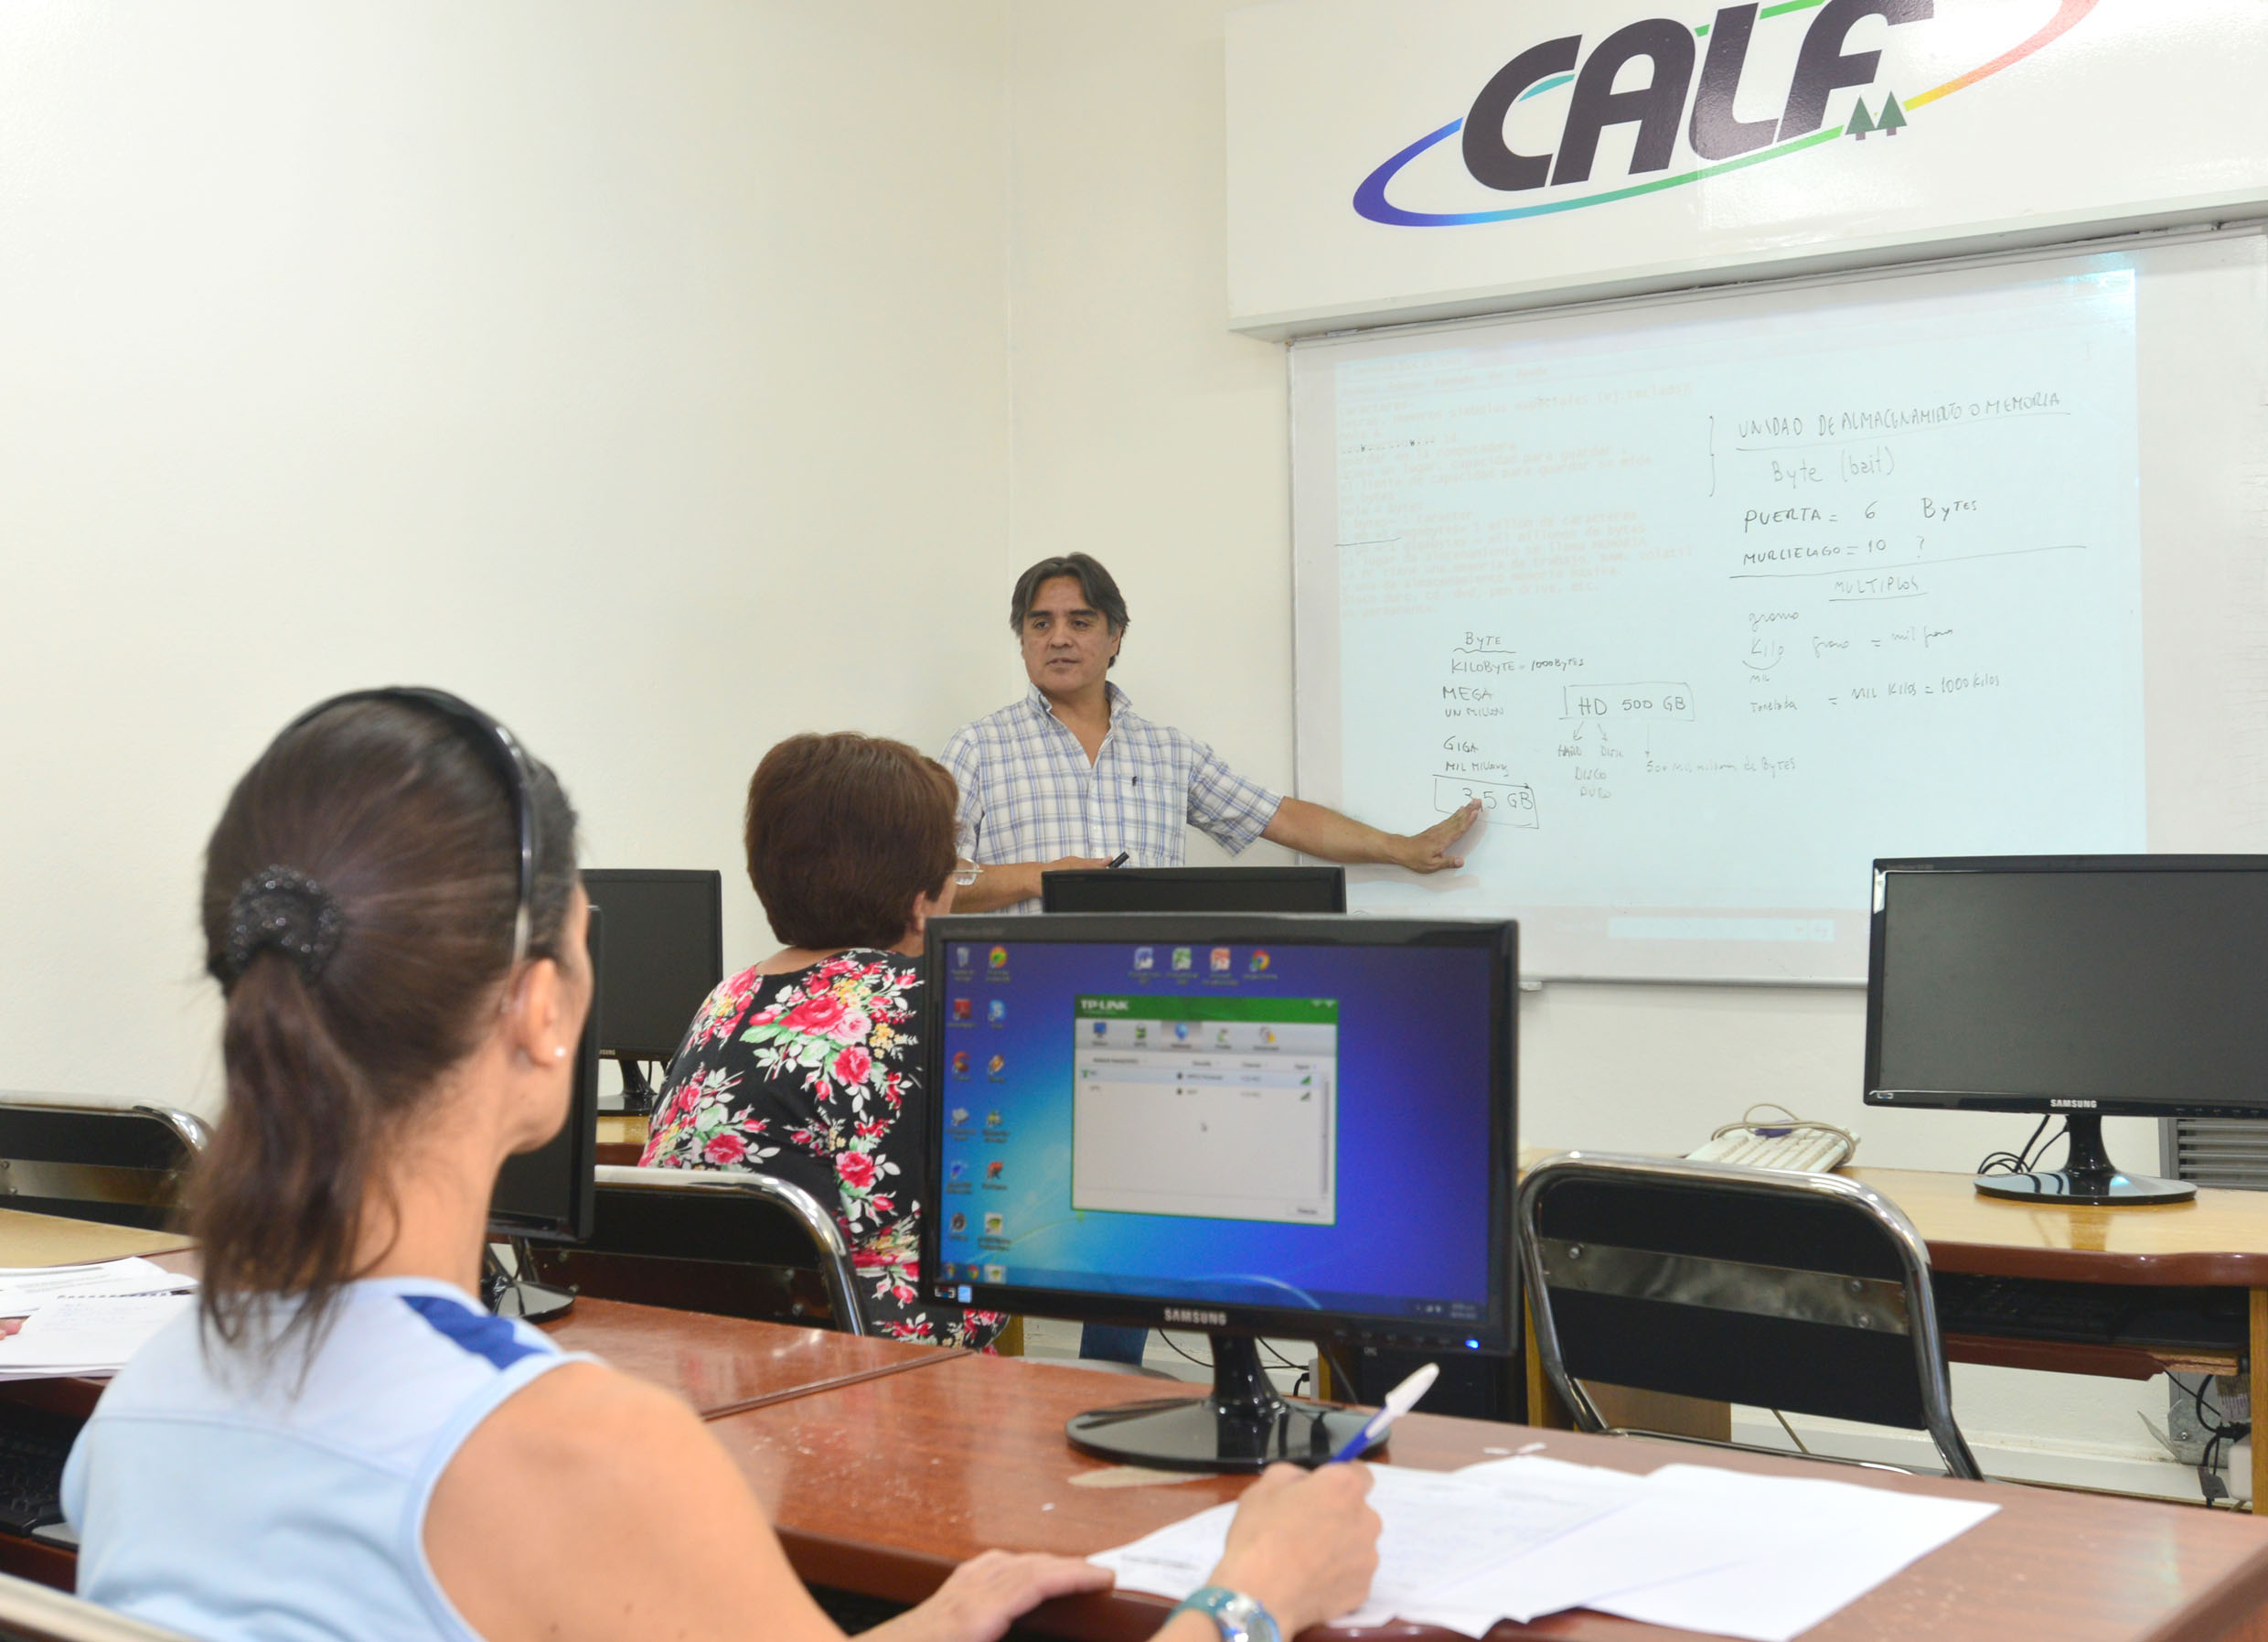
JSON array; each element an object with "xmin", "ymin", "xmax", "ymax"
[
  {"xmin": 919, "ymin": 912, "xmax": 1518, "ymax": 1354},
  {"xmin": 1865, "ymin": 854, "xmax": 2268, "ymax": 1119},
  {"xmin": 487, "ymin": 902, "xmax": 603, "ymax": 1243},
  {"xmin": 578, "ymin": 868, "xmax": 724, "ymax": 1060},
  {"xmin": 1040, "ymin": 865, "xmax": 1349, "ymax": 914}
]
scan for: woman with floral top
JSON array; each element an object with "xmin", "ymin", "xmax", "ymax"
[{"xmin": 640, "ymin": 732, "xmax": 1003, "ymax": 1347}]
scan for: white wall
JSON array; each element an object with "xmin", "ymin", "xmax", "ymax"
[
  {"xmin": 0, "ymin": 0, "xmax": 1020, "ymax": 1113},
  {"xmin": 1003, "ymin": 0, "xmax": 2183, "ymax": 1477},
  {"xmin": 0, "ymin": 0, "xmax": 2199, "ymax": 1482}
]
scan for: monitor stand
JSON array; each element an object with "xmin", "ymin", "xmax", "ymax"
[
  {"xmin": 1064, "ymin": 1335, "xmax": 1379, "ymax": 1473},
  {"xmin": 482, "ymin": 1239, "xmax": 577, "ymax": 1323},
  {"xmin": 616, "ymin": 1057, "xmax": 658, "ymax": 1117},
  {"xmin": 1973, "ymin": 1113, "xmax": 2195, "ymax": 1206}
]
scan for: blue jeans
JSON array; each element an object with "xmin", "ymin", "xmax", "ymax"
[{"xmin": 1079, "ymin": 1325, "xmax": 1150, "ymax": 1365}]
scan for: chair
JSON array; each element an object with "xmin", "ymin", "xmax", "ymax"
[
  {"xmin": 1518, "ymin": 1150, "xmax": 1980, "ymax": 1479},
  {"xmin": 0, "ymin": 1569, "xmax": 197, "ymax": 1642},
  {"xmin": 533, "ymin": 1164, "xmax": 868, "ymax": 1335},
  {"xmin": 0, "ymin": 1098, "xmax": 209, "ymax": 1232}
]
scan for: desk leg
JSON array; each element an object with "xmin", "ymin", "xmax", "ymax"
[{"xmin": 2252, "ymin": 1291, "xmax": 2266, "ymax": 1516}]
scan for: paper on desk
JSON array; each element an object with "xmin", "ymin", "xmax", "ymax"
[
  {"xmin": 0, "ymin": 1292, "xmax": 194, "ymax": 1378},
  {"xmin": 1589, "ymin": 1467, "xmax": 1997, "ymax": 1642},
  {"xmin": 0, "ymin": 1258, "xmax": 194, "ymax": 1319},
  {"xmin": 1089, "ymin": 1456, "xmax": 1646, "ymax": 1629},
  {"xmin": 1401, "ymin": 1463, "xmax": 1996, "ymax": 1641}
]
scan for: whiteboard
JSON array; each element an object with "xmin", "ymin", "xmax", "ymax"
[{"xmin": 1292, "ymin": 231, "xmax": 2268, "ymax": 982}]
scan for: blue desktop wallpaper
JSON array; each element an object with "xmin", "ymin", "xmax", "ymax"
[{"xmin": 932, "ymin": 939, "xmax": 1500, "ymax": 1325}]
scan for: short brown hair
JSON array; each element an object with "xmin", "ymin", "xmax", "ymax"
[{"xmin": 744, "ymin": 734, "xmax": 957, "ymax": 950}]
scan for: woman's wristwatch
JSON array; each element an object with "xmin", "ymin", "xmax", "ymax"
[{"xmin": 1168, "ymin": 1585, "xmax": 1284, "ymax": 1642}]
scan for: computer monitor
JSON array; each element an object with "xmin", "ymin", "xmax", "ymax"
[
  {"xmin": 579, "ymin": 869, "xmax": 723, "ymax": 1110},
  {"xmin": 1867, "ymin": 856, "xmax": 2268, "ymax": 1206},
  {"xmin": 921, "ymin": 912, "xmax": 1516, "ymax": 1471},
  {"xmin": 1041, "ymin": 865, "xmax": 1347, "ymax": 914},
  {"xmin": 488, "ymin": 904, "xmax": 603, "ymax": 1318}
]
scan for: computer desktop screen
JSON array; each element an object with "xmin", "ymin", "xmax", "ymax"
[
  {"xmin": 1040, "ymin": 866, "xmax": 1348, "ymax": 914},
  {"xmin": 1867, "ymin": 857, "xmax": 2268, "ymax": 1118},
  {"xmin": 922, "ymin": 914, "xmax": 1514, "ymax": 1352},
  {"xmin": 579, "ymin": 869, "xmax": 722, "ymax": 1060}
]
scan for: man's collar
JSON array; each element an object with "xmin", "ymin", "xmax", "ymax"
[{"xmin": 1025, "ymin": 680, "xmax": 1132, "ymax": 721}]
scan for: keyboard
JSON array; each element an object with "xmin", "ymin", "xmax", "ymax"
[
  {"xmin": 1686, "ymin": 1124, "xmax": 1854, "ymax": 1174},
  {"xmin": 1930, "ymin": 1272, "xmax": 2248, "ymax": 1351},
  {"xmin": 0, "ymin": 1409, "xmax": 78, "ymax": 1536}
]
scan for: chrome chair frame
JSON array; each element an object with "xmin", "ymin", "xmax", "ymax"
[
  {"xmin": 1517, "ymin": 1150, "xmax": 1981, "ymax": 1480},
  {"xmin": 0, "ymin": 1097, "xmax": 209, "ymax": 1226},
  {"xmin": 591, "ymin": 1164, "xmax": 868, "ymax": 1336},
  {"xmin": 0, "ymin": 1570, "xmax": 198, "ymax": 1642}
]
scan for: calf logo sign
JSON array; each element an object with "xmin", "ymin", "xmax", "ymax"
[{"xmin": 1353, "ymin": 0, "xmax": 2096, "ymax": 228}]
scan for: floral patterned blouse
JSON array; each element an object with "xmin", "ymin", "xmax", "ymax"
[{"xmin": 639, "ymin": 950, "xmax": 1003, "ymax": 1349}]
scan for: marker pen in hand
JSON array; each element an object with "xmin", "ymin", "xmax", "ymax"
[{"xmin": 1328, "ymin": 1362, "xmax": 1439, "ymax": 1463}]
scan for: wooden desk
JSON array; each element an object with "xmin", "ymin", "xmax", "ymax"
[
  {"xmin": 542, "ymin": 1301, "xmax": 957, "ymax": 1418},
  {"xmin": 706, "ymin": 1347, "xmax": 2268, "ymax": 1642},
  {"xmin": 596, "ymin": 1112, "xmax": 648, "ymax": 1168},
  {"xmin": 1523, "ymin": 1148, "xmax": 2268, "ymax": 1512},
  {"xmin": 0, "ymin": 1209, "xmax": 189, "ymax": 1269}
]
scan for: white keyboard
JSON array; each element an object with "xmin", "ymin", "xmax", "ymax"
[{"xmin": 1686, "ymin": 1123, "xmax": 1854, "ymax": 1174}]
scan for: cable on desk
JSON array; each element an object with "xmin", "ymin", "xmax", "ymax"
[{"xmin": 1975, "ymin": 1116, "xmax": 2063, "ymax": 1177}]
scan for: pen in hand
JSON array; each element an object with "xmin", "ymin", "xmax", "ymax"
[
  {"xmin": 1328, "ymin": 1361, "xmax": 1439, "ymax": 1463},
  {"xmin": 1107, "ymin": 851, "xmax": 1131, "ymax": 868}
]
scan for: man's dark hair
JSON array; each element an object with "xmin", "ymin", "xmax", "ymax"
[{"xmin": 1009, "ymin": 553, "xmax": 1129, "ymax": 667}]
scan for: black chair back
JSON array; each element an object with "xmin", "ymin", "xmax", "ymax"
[
  {"xmin": 0, "ymin": 1100, "xmax": 208, "ymax": 1231},
  {"xmin": 1519, "ymin": 1152, "xmax": 1978, "ymax": 1477}
]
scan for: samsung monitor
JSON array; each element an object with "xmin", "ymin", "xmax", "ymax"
[
  {"xmin": 579, "ymin": 869, "xmax": 723, "ymax": 1109},
  {"xmin": 488, "ymin": 904, "xmax": 603, "ymax": 1317},
  {"xmin": 922, "ymin": 912, "xmax": 1516, "ymax": 1471},
  {"xmin": 1867, "ymin": 856, "xmax": 2268, "ymax": 1206},
  {"xmin": 1041, "ymin": 865, "xmax": 1347, "ymax": 914}
]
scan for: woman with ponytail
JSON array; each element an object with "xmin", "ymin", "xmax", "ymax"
[{"xmin": 59, "ymin": 690, "xmax": 1380, "ymax": 1642}]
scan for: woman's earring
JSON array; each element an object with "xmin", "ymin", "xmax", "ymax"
[{"xmin": 552, "ymin": 1045, "xmax": 568, "ymax": 1061}]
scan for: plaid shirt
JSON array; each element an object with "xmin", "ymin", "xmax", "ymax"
[{"xmin": 940, "ymin": 683, "xmax": 1282, "ymax": 913}]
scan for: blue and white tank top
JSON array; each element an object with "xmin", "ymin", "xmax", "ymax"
[{"xmin": 63, "ymin": 1275, "xmax": 591, "ymax": 1641}]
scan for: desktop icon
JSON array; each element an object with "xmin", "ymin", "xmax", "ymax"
[
  {"xmin": 952, "ymin": 997, "xmax": 973, "ymax": 1022},
  {"xmin": 983, "ymin": 1212, "xmax": 1004, "ymax": 1235},
  {"xmin": 951, "ymin": 1107, "xmax": 969, "ymax": 1127},
  {"xmin": 984, "ymin": 1265, "xmax": 1005, "ymax": 1283},
  {"xmin": 1249, "ymin": 950, "xmax": 1270, "ymax": 973},
  {"xmin": 948, "ymin": 1160, "xmax": 968, "ymax": 1183},
  {"xmin": 987, "ymin": 1055, "xmax": 1006, "ymax": 1079},
  {"xmin": 952, "ymin": 1050, "xmax": 971, "ymax": 1078},
  {"xmin": 989, "ymin": 946, "xmax": 1009, "ymax": 969},
  {"xmin": 988, "ymin": 998, "xmax": 1006, "ymax": 1024},
  {"xmin": 985, "ymin": 1160, "xmax": 1004, "ymax": 1182},
  {"xmin": 1210, "ymin": 947, "xmax": 1232, "ymax": 972},
  {"xmin": 949, "ymin": 1212, "xmax": 968, "ymax": 1235},
  {"xmin": 1171, "ymin": 948, "xmax": 1193, "ymax": 971},
  {"xmin": 1134, "ymin": 947, "xmax": 1154, "ymax": 971},
  {"xmin": 955, "ymin": 946, "xmax": 970, "ymax": 968},
  {"xmin": 985, "ymin": 1109, "xmax": 1003, "ymax": 1127}
]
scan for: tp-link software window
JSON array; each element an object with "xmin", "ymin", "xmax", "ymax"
[{"xmin": 1072, "ymin": 996, "xmax": 1337, "ymax": 1224}]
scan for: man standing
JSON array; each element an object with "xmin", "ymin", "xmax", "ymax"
[{"xmin": 942, "ymin": 553, "xmax": 1479, "ymax": 914}]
